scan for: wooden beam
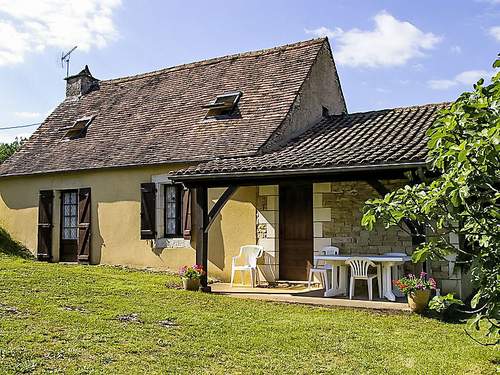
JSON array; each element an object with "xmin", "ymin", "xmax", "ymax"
[
  {"xmin": 193, "ymin": 186, "xmax": 210, "ymax": 290},
  {"xmin": 366, "ymin": 179, "xmax": 390, "ymax": 196},
  {"xmin": 178, "ymin": 169, "xmax": 413, "ymax": 189},
  {"xmin": 204, "ymin": 185, "xmax": 238, "ymax": 233}
]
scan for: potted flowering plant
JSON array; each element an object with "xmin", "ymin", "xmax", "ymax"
[
  {"xmin": 179, "ymin": 265, "xmax": 205, "ymax": 291},
  {"xmin": 393, "ymin": 272, "xmax": 437, "ymax": 313}
]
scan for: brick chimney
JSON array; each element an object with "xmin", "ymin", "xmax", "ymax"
[{"xmin": 65, "ymin": 65, "xmax": 99, "ymax": 97}]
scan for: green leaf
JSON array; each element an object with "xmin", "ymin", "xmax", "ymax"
[
  {"xmin": 458, "ymin": 149, "xmax": 468, "ymax": 162},
  {"xmin": 471, "ymin": 291, "xmax": 481, "ymax": 309},
  {"xmin": 411, "ymin": 248, "xmax": 428, "ymax": 263}
]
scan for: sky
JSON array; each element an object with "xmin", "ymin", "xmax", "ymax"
[{"xmin": 0, "ymin": 0, "xmax": 499, "ymax": 143}]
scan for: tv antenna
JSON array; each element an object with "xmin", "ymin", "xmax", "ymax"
[{"xmin": 61, "ymin": 46, "xmax": 78, "ymax": 78}]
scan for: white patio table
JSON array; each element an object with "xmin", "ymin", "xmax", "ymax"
[{"xmin": 313, "ymin": 254, "xmax": 411, "ymax": 301}]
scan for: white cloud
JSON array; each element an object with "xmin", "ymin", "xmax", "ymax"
[
  {"xmin": 0, "ymin": 0, "xmax": 121, "ymax": 67},
  {"xmin": 427, "ymin": 79, "xmax": 457, "ymax": 90},
  {"xmin": 305, "ymin": 11, "xmax": 441, "ymax": 68},
  {"xmin": 455, "ymin": 70, "xmax": 490, "ymax": 85},
  {"xmin": 304, "ymin": 26, "xmax": 343, "ymax": 39},
  {"xmin": 427, "ymin": 70, "xmax": 491, "ymax": 90},
  {"xmin": 14, "ymin": 111, "xmax": 41, "ymax": 119},
  {"xmin": 489, "ymin": 26, "xmax": 500, "ymax": 41},
  {"xmin": 450, "ymin": 45, "xmax": 462, "ymax": 54}
]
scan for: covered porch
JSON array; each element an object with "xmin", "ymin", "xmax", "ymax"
[{"xmin": 172, "ymin": 164, "xmax": 426, "ymax": 305}]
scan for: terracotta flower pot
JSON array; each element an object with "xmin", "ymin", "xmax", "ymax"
[
  {"xmin": 182, "ymin": 278, "xmax": 200, "ymax": 291},
  {"xmin": 407, "ymin": 289, "xmax": 431, "ymax": 313}
]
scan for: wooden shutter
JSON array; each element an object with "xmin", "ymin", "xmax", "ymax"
[
  {"xmin": 77, "ymin": 188, "xmax": 91, "ymax": 262},
  {"xmin": 141, "ymin": 183, "xmax": 156, "ymax": 239},
  {"xmin": 182, "ymin": 188, "xmax": 192, "ymax": 240},
  {"xmin": 37, "ymin": 190, "xmax": 54, "ymax": 261}
]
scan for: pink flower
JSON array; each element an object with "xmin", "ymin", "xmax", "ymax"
[{"xmin": 429, "ymin": 277, "xmax": 437, "ymax": 289}]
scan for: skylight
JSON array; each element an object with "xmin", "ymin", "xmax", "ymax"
[
  {"xmin": 202, "ymin": 91, "xmax": 242, "ymax": 118},
  {"xmin": 61, "ymin": 115, "xmax": 94, "ymax": 139}
]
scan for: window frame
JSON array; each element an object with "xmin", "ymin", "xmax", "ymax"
[
  {"xmin": 60, "ymin": 115, "xmax": 95, "ymax": 140},
  {"xmin": 203, "ymin": 91, "xmax": 242, "ymax": 118},
  {"xmin": 60, "ymin": 189, "xmax": 78, "ymax": 240},
  {"xmin": 163, "ymin": 183, "xmax": 183, "ymax": 238}
]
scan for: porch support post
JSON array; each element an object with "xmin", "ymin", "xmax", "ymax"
[
  {"xmin": 204, "ymin": 185, "xmax": 238, "ymax": 233},
  {"xmin": 366, "ymin": 179, "xmax": 424, "ymax": 245},
  {"xmin": 194, "ymin": 186, "xmax": 210, "ymax": 291}
]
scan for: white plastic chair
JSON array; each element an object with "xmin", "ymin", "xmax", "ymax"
[
  {"xmin": 308, "ymin": 246, "xmax": 339, "ymax": 289},
  {"xmin": 230, "ymin": 245, "xmax": 264, "ymax": 287},
  {"xmin": 345, "ymin": 257, "xmax": 382, "ymax": 300}
]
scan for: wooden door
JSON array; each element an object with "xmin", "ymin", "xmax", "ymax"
[
  {"xmin": 279, "ymin": 182, "xmax": 313, "ymax": 280},
  {"xmin": 60, "ymin": 190, "xmax": 78, "ymax": 262}
]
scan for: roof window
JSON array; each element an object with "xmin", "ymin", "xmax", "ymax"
[
  {"xmin": 202, "ymin": 91, "xmax": 241, "ymax": 118},
  {"xmin": 61, "ymin": 115, "xmax": 94, "ymax": 139}
]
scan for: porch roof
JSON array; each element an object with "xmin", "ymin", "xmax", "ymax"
[{"xmin": 173, "ymin": 102, "xmax": 448, "ymax": 183}]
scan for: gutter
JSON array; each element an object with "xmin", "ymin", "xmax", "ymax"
[{"xmin": 170, "ymin": 161, "xmax": 428, "ymax": 182}]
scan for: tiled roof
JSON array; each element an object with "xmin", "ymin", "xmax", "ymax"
[
  {"xmin": 175, "ymin": 103, "xmax": 449, "ymax": 178},
  {"xmin": 0, "ymin": 38, "xmax": 327, "ymax": 177}
]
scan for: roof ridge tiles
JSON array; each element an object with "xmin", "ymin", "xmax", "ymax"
[
  {"xmin": 103, "ymin": 38, "xmax": 327, "ymax": 85},
  {"xmin": 328, "ymin": 101, "xmax": 451, "ymax": 118}
]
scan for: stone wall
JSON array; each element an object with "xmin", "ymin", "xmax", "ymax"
[
  {"xmin": 261, "ymin": 42, "xmax": 346, "ymax": 152},
  {"xmin": 313, "ymin": 181, "xmax": 413, "ymax": 256},
  {"xmin": 312, "ymin": 180, "xmax": 472, "ymax": 298}
]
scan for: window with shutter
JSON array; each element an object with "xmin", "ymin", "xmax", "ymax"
[
  {"xmin": 147, "ymin": 175, "xmax": 193, "ymax": 247},
  {"xmin": 140, "ymin": 183, "xmax": 156, "ymax": 239},
  {"xmin": 164, "ymin": 184, "xmax": 182, "ymax": 237},
  {"xmin": 37, "ymin": 190, "xmax": 54, "ymax": 261}
]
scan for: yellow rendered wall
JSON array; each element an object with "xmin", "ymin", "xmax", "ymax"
[{"xmin": 0, "ymin": 165, "xmax": 257, "ymax": 281}]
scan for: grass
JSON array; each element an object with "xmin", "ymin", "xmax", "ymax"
[{"xmin": 0, "ymin": 252, "xmax": 498, "ymax": 374}]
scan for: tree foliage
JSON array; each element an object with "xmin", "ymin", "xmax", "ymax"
[
  {"xmin": 362, "ymin": 58, "xmax": 500, "ymax": 344},
  {"xmin": 0, "ymin": 137, "xmax": 26, "ymax": 164}
]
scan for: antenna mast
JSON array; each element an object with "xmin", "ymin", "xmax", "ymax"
[{"xmin": 61, "ymin": 46, "xmax": 78, "ymax": 78}]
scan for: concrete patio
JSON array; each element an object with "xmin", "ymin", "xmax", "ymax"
[{"xmin": 211, "ymin": 283, "xmax": 410, "ymax": 311}]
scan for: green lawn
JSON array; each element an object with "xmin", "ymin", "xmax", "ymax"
[{"xmin": 0, "ymin": 254, "xmax": 497, "ymax": 374}]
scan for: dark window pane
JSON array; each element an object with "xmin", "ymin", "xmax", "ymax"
[
  {"xmin": 164, "ymin": 185, "xmax": 181, "ymax": 237},
  {"xmin": 61, "ymin": 191, "xmax": 78, "ymax": 240}
]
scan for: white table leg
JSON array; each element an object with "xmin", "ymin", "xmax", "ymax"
[
  {"xmin": 324, "ymin": 270, "xmax": 337, "ymax": 297},
  {"xmin": 382, "ymin": 263, "xmax": 396, "ymax": 301},
  {"xmin": 339, "ymin": 265, "xmax": 348, "ymax": 296},
  {"xmin": 331, "ymin": 266, "xmax": 338, "ymax": 292}
]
